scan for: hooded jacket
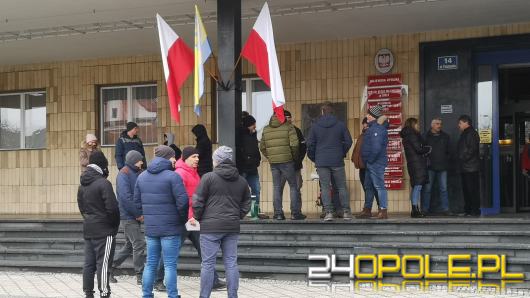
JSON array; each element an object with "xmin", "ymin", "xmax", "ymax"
[
  {"xmin": 400, "ymin": 126, "xmax": 430, "ymax": 186},
  {"xmin": 237, "ymin": 126, "xmax": 261, "ymax": 174},
  {"xmin": 260, "ymin": 115, "xmax": 299, "ymax": 164},
  {"xmin": 361, "ymin": 116, "xmax": 388, "ymax": 168},
  {"xmin": 115, "ymin": 130, "xmax": 146, "ymax": 170},
  {"xmin": 77, "ymin": 166, "xmax": 120, "ymax": 239},
  {"xmin": 307, "ymin": 114, "xmax": 353, "ymax": 168},
  {"xmin": 193, "ymin": 159, "xmax": 251, "ymax": 233},
  {"xmin": 133, "ymin": 157, "xmax": 189, "ymax": 237},
  {"xmin": 192, "ymin": 125, "xmax": 213, "ymax": 176},
  {"xmin": 164, "ymin": 133, "xmax": 182, "ymax": 160},
  {"xmin": 175, "ymin": 159, "xmax": 200, "ymax": 220},
  {"xmin": 457, "ymin": 126, "xmax": 480, "ymax": 173},
  {"xmin": 116, "ymin": 163, "xmax": 142, "ymax": 220}
]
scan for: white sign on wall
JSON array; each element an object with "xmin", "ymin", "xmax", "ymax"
[{"xmin": 374, "ymin": 48, "xmax": 394, "ymax": 74}]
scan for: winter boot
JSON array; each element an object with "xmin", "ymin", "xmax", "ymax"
[
  {"xmin": 411, "ymin": 205, "xmax": 425, "ymax": 218},
  {"xmin": 377, "ymin": 208, "xmax": 388, "ymax": 219},
  {"xmin": 355, "ymin": 208, "xmax": 372, "ymax": 219}
]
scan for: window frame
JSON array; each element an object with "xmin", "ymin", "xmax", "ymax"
[
  {"xmin": 99, "ymin": 83, "xmax": 158, "ymax": 147},
  {"xmin": 0, "ymin": 90, "xmax": 47, "ymax": 151}
]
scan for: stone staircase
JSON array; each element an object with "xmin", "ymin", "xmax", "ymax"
[{"xmin": 0, "ymin": 217, "xmax": 529, "ymax": 280}]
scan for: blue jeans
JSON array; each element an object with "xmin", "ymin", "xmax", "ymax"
[
  {"xmin": 270, "ymin": 162, "xmax": 302, "ymax": 216},
  {"xmin": 142, "ymin": 236, "xmax": 181, "ymax": 298},
  {"xmin": 422, "ymin": 170, "xmax": 449, "ymax": 213},
  {"xmin": 241, "ymin": 172, "xmax": 260, "ymax": 205},
  {"xmin": 200, "ymin": 233, "xmax": 240, "ymax": 298},
  {"xmin": 317, "ymin": 166, "xmax": 350, "ymax": 213},
  {"xmin": 364, "ymin": 163, "xmax": 388, "ymax": 209},
  {"xmin": 410, "ymin": 185, "xmax": 422, "ymax": 206}
]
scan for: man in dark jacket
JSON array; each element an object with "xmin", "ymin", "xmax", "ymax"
[
  {"xmin": 115, "ymin": 122, "xmax": 147, "ymax": 170},
  {"xmin": 77, "ymin": 151, "xmax": 120, "ymax": 298},
  {"xmin": 192, "ymin": 146, "xmax": 251, "ymax": 298},
  {"xmin": 260, "ymin": 114, "xmax": 303, "ymax": 220},
  {"xmin": 457, "ymin": 115, "xmax": 481, "ymax": 216},
  {"xmin": 110, "ymin": 150, "xmax": 145, "ymax": 285},
  {"xmin": 361, "ymin": 105, "xmax": 389, "ymax": 219},
  {"xmin": 307, "ymin": 102, "xmax": 353, "ymax": 221},
  {"xmin": 133, "ymin": 145, "xmax": 189, "ymax": 298},
  {"xmin": 279, "ymin": 110, "xmax": 307, "ymax": 217},
  {"xmin": 192, "ymin": 124, "xmax": 213, "ymax": 177},
  {"xmin": 237, "ymin": 115, "xmax": 267, "ymax": 220},
  {"xmin": 423, "ymin": 118, "xmax": 451, "ymax": 215}
]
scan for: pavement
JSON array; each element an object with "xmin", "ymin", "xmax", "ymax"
[{"xmin": 0, "ymin": 272, "xmax": 529, "ymax": 297}]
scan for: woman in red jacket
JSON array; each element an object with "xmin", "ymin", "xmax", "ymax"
[{"xmin": 174, "ymin": 146, "xmax": 225, "ymax": 290}]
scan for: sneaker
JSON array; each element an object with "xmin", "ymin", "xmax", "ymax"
[
  {"xmin": 291, "ymin": 213, "xmax": 307, "ymax": 220},
  {"xmin": 273, "ymin": 214, "xmax": 286, "ymax": 220},
  {"xmin": 154, "ymin": 281, "xmax": 166, "ymax": 292},
  {"xmin": 109, "ymin": 274, "xmax": 118, "ymax": 283},
  {"xmin": 136, "ymin": 274, "xmax": 142, "ymax": 285},
  {"xmin": 212, "ymin": 279, "xmax": 227, "ymax": 290},
  {"xmin": 342, "ymin": 210, "xmax": 353, "ymax": 220},
  {"xmin": 323, "ymin": 212, "xmax": 334, "ymax": 222}
]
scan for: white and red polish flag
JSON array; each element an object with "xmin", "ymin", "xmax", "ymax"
[
  {"xmin": 156, "ymin": 14, "xmax": 194, "ymax": 123},
  {"xmin": 241, "ymin": 2, "xmax": 286, "ymax": 123}
]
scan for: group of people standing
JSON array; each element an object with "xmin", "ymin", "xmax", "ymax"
[
  {"xmin": 76, "ymin": 104, "xmax": 483, "ymax": 298},
  {"xmin": 78, "ymin": 122, "xmax": 248, "ymax": 298}
]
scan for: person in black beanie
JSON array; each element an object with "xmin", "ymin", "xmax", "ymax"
[
  {"xmin": 115, "ymin": 121, "xmax": 147, "ymax": 170},
  {"xmin": 237, "ymin": 114, "xmax": 268, "ymax": 219},
  {"xmin": 78, "ymin": 151, "xmax": 120, "ymax": 298}
]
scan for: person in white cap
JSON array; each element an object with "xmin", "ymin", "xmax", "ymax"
[{"xmin": 80, "ymin": 134, "xmax": 100, "ymax": 173}]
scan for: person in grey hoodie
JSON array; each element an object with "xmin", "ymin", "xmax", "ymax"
[{"xmin": 192, "ymin": 146, "xmax": 251, "ymax": 298}]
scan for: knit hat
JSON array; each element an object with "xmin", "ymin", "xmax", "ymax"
[
  {"xmin": 242, "ymin": 115, "xmax": 256, "ymax": 128},
  {"xmin": 126, "ymin": 122, "xmax": 138, "ymax": 132},
  {"xmin": 368, "ymin": 105, "xmax": 383, "ymax": 118},
  {"xmin": 85, "ymin": 134, "xmax": 97, "ymax": 143},
  {"xmin": 212, "ymin": 146, "xmax": 233, "ymax": 164},
  {"xmin": 283, "ymin": 110, "xmax": 292, "ymax": 118},
  {"xmin": 89, "ymin": 151, "xmax": 109, "ymax": 171},
  {"xmin": 182, "ymin": 146, "xmax": 199, "ymax": 161},
  {"xmin": 126, "ymin": 150, "xmax": 143, "ymax": 166},
  {"xmin": 154, "ymin": 145, "xmax": 175, "ymax": 160}
]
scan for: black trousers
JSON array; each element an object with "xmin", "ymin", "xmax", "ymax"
[
  {"xmin": 83, "ymin": 235, "xmax": 116, "ymax": 298},
  {"xmin": 461, "ymin": 171, "xmax": 481, "ymax": 215}
]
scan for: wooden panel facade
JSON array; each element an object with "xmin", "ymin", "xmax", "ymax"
[{"xmin": 2, "ymin": 22, "xmax": 530, "ymax": 216}]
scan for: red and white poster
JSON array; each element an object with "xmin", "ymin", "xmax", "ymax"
[
  {"xmin": 387, "ymin": 139, "xmax": 402, "ymax": 151},
  {"xmin": 367, "ymin": 74, "xmax": 402, "ymax": 87},
  {"xmin": 367, "ymin": 87, "xmax": 403, "ymax": 100},
  {"xmin": 388, "ymin": 151, "xmax": 403, "ymax": 165},
  {"xmin": 385, "ymin": 178, "xmax": 403, "ymax": 190},
  {"xmin": 385, "ymin": 166, "xmax": 404, "ymax": 177},
  {"xmin": 366, "ymin": 73, "xmax": 405, "ymax": 190}
]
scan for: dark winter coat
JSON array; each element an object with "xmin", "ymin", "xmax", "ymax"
[
  {"xmin": 307, "ymin": 115, "xmax": 353, "ymax": 168},
  {"xmin": 116, "ymin": 164, "xmax": 142, "ymax": 220},
  {"xmin": 293, "ymin": 125, "xmax": 307, "ymax": 170},
  {"xmin": 192, "ymin": 125, "xmax": 213, "ymax": 177},
  {"xmin": 400, "ymin": 126, "xmax": 431, "ymax": 186},
  {"xmin": 424, "ymin": 130, "xmax": 450, "ymax": 171},
  {"xmin": 115, "ymin": 131, "xmax": 147, "ymax": 170},
  {"xmin": 133, "ymin": 157, "xmax": 189, "ymax": 237},
  {"xmin": 237, "ymin": 127, "xmax": 261, "ymax": 174},
  {"xmin": 260, "ymin": 115, "xmax": 299, "ymax": 164},
  {"xmin": 457, "ymin": 126, "xmax": 481, "ymax": 173},
  {"xmin": 361, "ymin": 118, "xmax": 388, "ymax": 168},
  {"xmin": 192, "ymin": 160, "xmax": 251, "ymax": 234},
  {"xmin": 77, "ymin": 167, "xmax": 120, "ymax": 239}
]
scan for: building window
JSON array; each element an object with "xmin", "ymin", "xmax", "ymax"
[
  {"xmin": 242, "ymin": 78, "xmax": 273, "ymax": 140},
  {"xmin": 100, "ymin": 84, "xmax": 157, "ymax": 146},
  {"xmin": 0, "ymin": 91, "xmax": 46, "ymax": 150}
]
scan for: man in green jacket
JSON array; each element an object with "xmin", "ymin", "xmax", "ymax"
[{"xmin": 260, "ymin": 114, "xmax": 306, "ymax": 220}]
